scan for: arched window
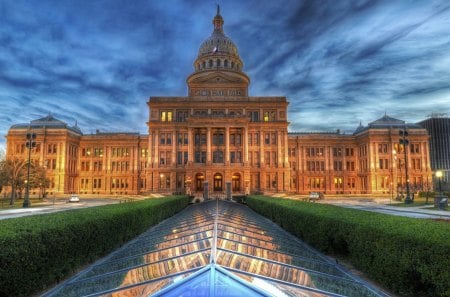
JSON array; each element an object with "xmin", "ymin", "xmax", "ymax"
[
  {"xmin": 231, "ymin": 61, "xmax": 234, "ymax": 69},
  {"xmin": 209, "ymin": 60, "xmax": 213, "ymax": 67},
  {"xmin": 202, "ymin": 61, "xmax": 206, "ymax": 69},
  {"xmin": 216, "ymin": 59, "xmax": 221, "ymax": 67},
  {"xmin": 224, "ymin": 60, "xmax": 228, "ymax": 67}
]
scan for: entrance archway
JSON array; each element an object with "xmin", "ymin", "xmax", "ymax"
[
  {"xmin": 195, "ymin": 173, "xmax": 205, "ymax": 191},
  {"xmin": 214, "ymin": 173, "xmax": 223, "ymax": 191},
  {"xmin": 232, "ymin": 173, "xmax": 241, "ymax": 191}
]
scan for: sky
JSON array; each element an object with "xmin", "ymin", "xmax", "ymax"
[{"xmin": 1, "ymin": 0, "xmax": 450, "ymax": 150}]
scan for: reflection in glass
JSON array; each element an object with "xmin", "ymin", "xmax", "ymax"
[{"xmin": 45, "ymin": 200, "xmax": 387, "ymax": 297}]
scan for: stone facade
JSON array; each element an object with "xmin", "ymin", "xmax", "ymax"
[{"xmin": 4, "ymin": 8, "xmax": 432, "ymax": 196}]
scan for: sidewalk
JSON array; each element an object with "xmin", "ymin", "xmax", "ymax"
[
  {"xmin": 0, "ymin": 199, "xmax": 119, "ymax": 220},
  {"xmin": 280, "ymin": 194, "xmax": 450, "ymax": 220},
  {"xmin": 319, "ymin": 197, "xmax": 450, "ymax": 220}
]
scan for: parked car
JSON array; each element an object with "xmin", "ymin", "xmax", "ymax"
[{"xmin": 69, "ymin": 195, "xmax": 80, "ymax": 203}]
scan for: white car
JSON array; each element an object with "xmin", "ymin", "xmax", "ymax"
[{"xmin": 69, "ymin": 195, "xmax": 80, "ymax": 203}]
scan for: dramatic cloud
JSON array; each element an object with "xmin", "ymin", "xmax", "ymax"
[{"xmin": 1, "ymin": 0, "xmax": 449, "ymax": 149}]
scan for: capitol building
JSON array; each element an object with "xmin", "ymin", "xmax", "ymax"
[{"xmin": 5, "ymin": 8, "xmax": 433, "ymax": 197}]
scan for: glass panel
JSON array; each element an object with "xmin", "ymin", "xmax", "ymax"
[
  {"xmin": 99, "ymin": 272, "xmax": 193, "ymax": 297},
  {"xmin": 45, "ymin": 200, "xmax": 386, "ymax": 297}
]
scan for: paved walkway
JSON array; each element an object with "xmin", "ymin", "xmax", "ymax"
[
  {"xmin": 2, "ymin": 196, "xmax": 448, "ymax": 221},
  {"xmin": 0, "ymin": 199, "xmax": 120, "ymax": 220},
  {"xmin": 317, "ymin": 198, "xmax": 450, "ymax": 220}
]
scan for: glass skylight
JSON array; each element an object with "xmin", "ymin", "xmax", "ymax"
[{"xmin": 44, "ymin": 200, "xmax": 388, "ymax": 297}]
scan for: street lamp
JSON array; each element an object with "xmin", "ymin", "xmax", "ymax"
[
  {"xmin": 392, "ymin": 149, "xmax": 397, "ymax": 200},
  {"xmin": 23, "ymin": 131, "xmax": 36, "ymax": 208},
  {"xmin": 436, "ymin": 170, "xmax": 443, "ymax": 196},
  {"xmin": 399, "ymin": 128, "xmax": 412, "ymax": 204}
]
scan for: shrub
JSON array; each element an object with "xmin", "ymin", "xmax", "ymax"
[
  {"xmin": 0, "ymin": 196, "xmax": 188, "ymax": 297},
  {"xmin": 247, "ymin": 195, "xmax": 450, "ymax": 297}
]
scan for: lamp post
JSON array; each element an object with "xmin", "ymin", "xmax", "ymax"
[
  {"xmin": 399, "ymin": 128, "xmax": 412, "ymax": 204},
  {"xmin": 23, "ymin": 131, "xmax": 36, "ymax": 208},
  {"xmin": 436, "ymin": 171, "xmax": 443, "ymax": 196},
  {"xmin": 391, "ymin": 149, "xmax": 397, "ymax": 201}
]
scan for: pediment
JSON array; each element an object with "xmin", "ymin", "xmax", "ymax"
[{"xmin": 190, "ymin": 72, "xmax": 245, "ymax": 84}]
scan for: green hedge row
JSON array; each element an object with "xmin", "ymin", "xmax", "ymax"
[
  {"xmin": 0, "ymin": 196, "xmax": 189, "ymax": 297},
  {"xmin": 246, "ymin": 195, "xmax": 450, "ymax": 297}
]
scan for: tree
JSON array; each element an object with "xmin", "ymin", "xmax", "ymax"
[
  {"xmin": 30, "ymin": 165, "xmax": 50, "ymax": 199},
  {"xmin": 0, "ymin": 149, "xmax": 5, "ymax": 194},
  {"xmin": 1, "ymin": 158, "xmax": 27, "ymax": 205}
]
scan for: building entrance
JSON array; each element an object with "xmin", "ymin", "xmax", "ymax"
[
  {"xmin": 214, "ymin": 173, "xmax": 223, "ymax": 191},
  {"xmin": 232, "ymin": 173, "xmax": 241, "ymax": 191},
  {"xmin": 195, "ymin": 173, "xmax": 205, "ymax": 191}
]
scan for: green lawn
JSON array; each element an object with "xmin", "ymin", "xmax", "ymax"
[
  {"xmin": 0, "ymin": 197, "xmax": 51, "ymax": 210},
  {"xmin": 388, "ymin": 196, "xmax": 436, "ymax": 207}
]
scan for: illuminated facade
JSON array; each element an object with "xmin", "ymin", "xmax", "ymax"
[{"xmin": 4, "ymin": 8, "xmax": 432, "ymax": 196}]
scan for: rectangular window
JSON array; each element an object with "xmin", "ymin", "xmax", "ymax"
[
  {"xmin": 249, "ymin": 111, "xmax": 259, "ymax": 122},
  {"xmin": 333, "ymin": 147, "xmax": 342, "ymax": 157},
  {"xmin": 94, "ymin": 148, "xmax": 103, "ymax": 157},
  {"xmin": 177, "ymin": 152, "xmax": 182, "ymax": 165},
  {"xmin": 265, "ymin": 151, "xmax": 270, "ymax": 165},
  {"xmin": 333, "ymin": 161, "xmax": 342, "ymax": 171},
  {"xmin": 345, "ymin": 148, "xmax": 354, "ymax": 156},
  {"xmin": 254, "ymin": 133, "xmax": 259, "ymax": 145}
]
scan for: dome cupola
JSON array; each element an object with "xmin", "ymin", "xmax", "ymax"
[
  {"xmin": 197, "ymin": 5, "xmax": 240, "ymax": 60},
  {"xmin": 187, "ymin": 5, "xmax": 250, "ymax": 98}
]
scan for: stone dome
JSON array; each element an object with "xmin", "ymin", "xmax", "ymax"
[
  {"xmin": 195, "ymin": 5, "xmax": 242, "ymax": 65},
  {"xmin": 187, "ymin": 5, "xmax": 250, "ymax": 97},
  {"xmin": 198, "ymin": 31, "xmax": 239, "ymax": 58}
]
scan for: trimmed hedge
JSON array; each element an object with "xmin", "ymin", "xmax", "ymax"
[
  {"xmin": 246, "ymin": 195, "xmax": 450, "ymax": 297},
  {"xmin": 0, "ymin": 196, "xmax": 188, "ymax": 297}
]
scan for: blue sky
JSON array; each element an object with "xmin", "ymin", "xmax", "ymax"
[{"xmin": 1, "ymin": 0, "xmax": 450, "ymax": 150}]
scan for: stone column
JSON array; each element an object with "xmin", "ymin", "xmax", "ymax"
[
  {"xmin": 259, "ymin": 132, "xmax": 265, "ymax": 165},
  {"xmin": 284, "ymin": 132, "xmax": 289, "ymax": 167},
  {"xmin": 277, "ymin": 131, "xmax": 282, "ymax": 167},
  {"xmin": 188, "ymin": 128, "xmax": 193, "ymax": 164},
  {"xmin": 172, "ymin": 131, "xmax": 176, "ymax": 165},
  {"xmin": 148, "ymin": 132, "xmax": 153, "ymax": 166},
  {"xmin": 243, "ymin": 127, "xmax": 249, "ymax": 164},
  {"xmin": 154, "ymin": 130, "xmax": 159, "ymax": 167},
  {"xmin": 207, "ymin": 127, "xmax": 212, "ymax": 164},
  {"xmin": 225, "ymin": 126, "xmax": 230, "ymax": 163}
]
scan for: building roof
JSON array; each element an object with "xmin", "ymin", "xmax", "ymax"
[
  {"xmin": 10, "ymin": 115, "xmax": 83, "ymax": 135},
  {"xmin": 354, "ymin": 114, "xmax": 422, "ymax": 135},
  {"xmin": 44, "ymin": 200, "xmax": 388, "ymax": 297}
]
